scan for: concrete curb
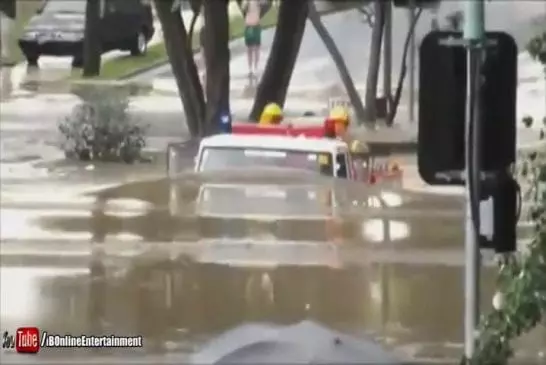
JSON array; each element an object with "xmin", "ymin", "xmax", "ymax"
[
  {"xmin": 121, "ymin": 41, "xmax": 249, "ymax": 81},
  {"xmin": 119, "ymin": 59, "xmax": 169, "ymax": 81},
  {"xmin": 363, "ymin": 129, "xmax": 544, "ymax": 157},
  {"xmin": 120, "ymin": 7, "xmax": 273, "ymax": 81},
  {"xmin": 119, "ymin": 4, "xmax": 244, "ymax": 81}
]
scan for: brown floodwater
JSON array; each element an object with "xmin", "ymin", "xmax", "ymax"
[{"xmin": 1, "ymin": 169, "xmax": 544, "ymax": 363}]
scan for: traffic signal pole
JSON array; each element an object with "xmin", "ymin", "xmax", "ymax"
[{"xmin": 462, "ymin": 0, "xmax": 485, "ymax": 360}]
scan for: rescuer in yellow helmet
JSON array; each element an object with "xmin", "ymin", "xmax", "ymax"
[
  {"xmin": 325, "ymin": 106, "xmax": 368, "ymax": 154},
  {"xmin": 258, "ymin": 102, "xmax": 283, "ymax": 125}
]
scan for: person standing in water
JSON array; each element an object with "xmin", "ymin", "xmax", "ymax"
[{"xmin": 242, "ymin": 0, "xmax": 263, "ymax": 77}]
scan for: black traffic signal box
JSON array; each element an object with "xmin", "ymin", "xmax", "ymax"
[{"xmin": 418, "ymin": 31, "xmax": 517, "ymax": 186}]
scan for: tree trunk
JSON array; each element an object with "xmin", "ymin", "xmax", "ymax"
[
  {"xmin": 248, "ymin": 0, "xmax": 308, "ymax": 122},
  {"xmin": 82, "ymin": 0, "xmax": 101, "ymax": 77},
  {"xmin": 0, "ymin": 0, "xmax": 16, "ymax": 62},
  {"xmin": 363, "ymin": 0, "xmax": 385, "ymax": 124},
  {"xmin": 387, "ymin": 8, "xmax": 422, "ymax": 125},
  {"xmin": 202, "ymin": 0, "xmax": 231, "ymax": 135},
  {"xmin": 187, "ymin": 0, "xmax": 202, "ymax": 49},
  {"xmin": 308, "ymin": 1, "xmax": 366, "ymax": 124},
  {"xmin": 154, "ymin": 0, "xmax": 205, "ymax": 137},
  {"xmin": 383, "ymin": 1, "xmax": 392, "ymax": 116}
]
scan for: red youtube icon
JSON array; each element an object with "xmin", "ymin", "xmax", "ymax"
[{"xmin": 16, "ymin": 327, "xmax": 40, "ymax": 354}]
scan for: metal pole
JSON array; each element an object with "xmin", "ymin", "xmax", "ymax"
[
  {"xmin": 463, "ymin": 0, "xmax": 485, "ymax": 361},
  {"xmin": 408, "ymin": 0, "xmax": 416, "ymax": 122}
]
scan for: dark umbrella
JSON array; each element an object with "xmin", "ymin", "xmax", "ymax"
[{"xmin": 191, "ymin": 320, "xmax": 402, "ymax": 364}]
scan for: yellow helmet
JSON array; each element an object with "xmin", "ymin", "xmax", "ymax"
[
  {"xmin": 350, "ymin": 140, "xmax": 369, "ymax": 154},
  {"xmin": 328, "ymin": 106, "xmax": 350, "ymax": 124},
  {"xmin": 259, "ymin": 102, "xmax": 283, "ymax": 125}
]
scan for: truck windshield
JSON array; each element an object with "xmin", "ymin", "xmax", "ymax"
[{"xmin": 198, "ymin": 147, "xmax": 335, "ymax": 176}]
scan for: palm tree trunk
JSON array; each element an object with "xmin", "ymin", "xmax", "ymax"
[
  {"xmin": 383, "ymin": 1, "xmax": 392, "ymax": 115},
  {"xmin": 248, "ymin": 0, "xmax": 308, "ymax": 122},
  {"xmin": 202, "ymin": 0, "xmax": 231, "ymax": 135},
  {"xmin": 187, "ymin": 0, "xmax": 203, "ymax": 49},
  {"xmin": 308, "ymin": 1, "xmax": 366, "ymax": 124},
  {"xmin": 387, "ymin": 8, "xmax": 422, "ymax": 125},
  {"xmin": 363, "ymin": 0, "xmax": 385, "ymax": 124},
  {"xmin": 154, "ymin": 0, "xmax": 205, "ymax": 137},
  {"xmin": 0, "ymin": 0, "xmax": 16, "ymax": 63},
  {"xmin": 83, "ymin": 0, "xmax": 102, "ymax": 76}
]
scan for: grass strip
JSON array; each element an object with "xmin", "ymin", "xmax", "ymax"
[{"xmin": 74, "ymin": 6, "xmax": 279, "ymax": 80}]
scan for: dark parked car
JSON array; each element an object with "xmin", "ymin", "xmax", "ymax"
[{"xmin": 18, "ymin": 0, "xmax": 154, "ymax": 68}]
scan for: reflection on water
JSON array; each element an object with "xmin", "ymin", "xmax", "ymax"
[
  {"xmin": 2, "ymin": 256, "xmax": 545, "ymax": 362},
  {"xmin": 1, "ymin": 208, "xmax": 93, "ymax": 241},
  {"xmin": 10, "ymin": 170, "xmax": 463, "ymax": 247},
  {"xmin": 1, "ymin": 169, "xmax": 544, "ymax": 361},
  {"xmin": 1, "ymin": 267, "xmax": 90, "ymax": 331},
  {"xmin": 361, "ymin": 219, "xmax": 409, "ymax": 243}
]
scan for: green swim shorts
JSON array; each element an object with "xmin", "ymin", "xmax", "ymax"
[{"xmin": 244, "ymin": 25, "xmax": 262, "ymax": 47}]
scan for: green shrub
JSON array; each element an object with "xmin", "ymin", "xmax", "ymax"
[
  {"xmin": 58, "ymin": 90, "xmax": 148, "ymax": 163},
  {"xmin": 468, "ymin": 28, "xmax": 546, "ymax": 364},
  {"xmin": 468, "ymin": 117, "xmax": 545, "ymax": 365}
]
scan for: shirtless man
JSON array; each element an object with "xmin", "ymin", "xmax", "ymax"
[{"xmin": 242, "ymin": 0, "xmax": 263, "ymax": 77}]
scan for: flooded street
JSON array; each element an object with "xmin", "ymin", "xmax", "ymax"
[
  {"xmin": 1, "ymin": 165, "xmax": 545, "ymax": 363},
  {"xmin": 1, "ymin": 3, "xmax": 545, "ymax": 360},
  {"xmin": 1, "ymin": 83, "xmax": 544, "ymax": 362}
]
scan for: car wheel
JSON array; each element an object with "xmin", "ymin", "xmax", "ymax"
[
  {"xmin": 25, "ymin": 53, "xmax": 39, "ymax": 67},
  {"xmin": 71, "ymin": 55, "xmax": 83, "ymax": 68},
  {"xmin": 130, "ymin": 31, "xmax": 147, "ymax": 56}
]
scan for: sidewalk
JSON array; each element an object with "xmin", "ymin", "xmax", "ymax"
[
  {"xmin": 352, "ymin": 121, "xmax": 544, "ymax": 152},
  {"xmin": 389, "ymin": 127, "xmax": 544, "ymax": 197}
]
